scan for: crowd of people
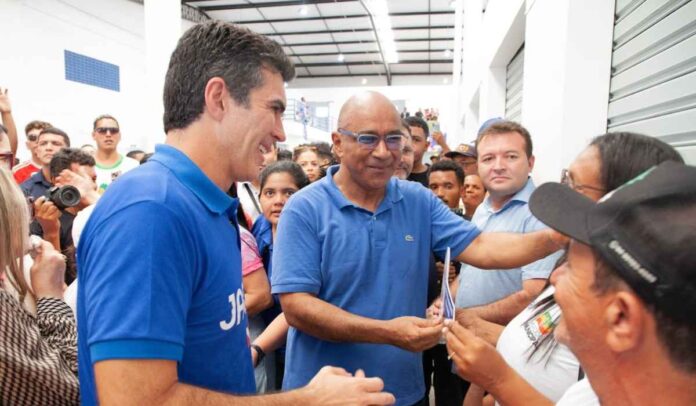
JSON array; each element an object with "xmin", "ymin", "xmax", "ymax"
[{"xmin": 0, "ymin": 20, "xmax": 694, "ymax": 406}]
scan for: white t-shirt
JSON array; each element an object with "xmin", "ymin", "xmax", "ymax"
[
  {"xmin": 496, "ymin": 286, "xmax": 581, "ymax": 403},
  {"xmin": 556, "ymin": 378, "xmax": 600, "ymax": 405},
  {"xmin": 95, "ymin": 155, "xmax": 139, "ymax": 194}
]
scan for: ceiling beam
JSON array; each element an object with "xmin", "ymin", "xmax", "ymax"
[
  {"xmin": 358, "ymin": 0, "xmax": 390, "ymax": 85},
  {"xmin": 289, "ymin": 48, "xmax": 449, "ymax": 57},
  {"xmin": 295, "ymin": 59, "xmax": 452, "ymax": 67},
  {"xmin": 195, "ymin": 0, "xmax": 356, "ymax": 11},
  {"xmin": 214, "ymin": 11, "xmax": 454, "ymax": 23},
  {"xmin": 282, "ymin": 37, "xmax": 452, "ymax": 47},
  {"xmin": 295, "ymin": 72, "xmax": 452, "ymax": 78},
  {"xmin": 264, "ymin": 25, "xmax": 453, "ymax": 36}
]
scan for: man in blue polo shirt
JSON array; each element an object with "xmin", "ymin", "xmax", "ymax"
[
  {"xmin": 272, "ymin": 91, "xmax": 566, "ymax": 406},
  {"xmin": 77, "ymin": 22, "xmax": 394, "ymax": 406}
]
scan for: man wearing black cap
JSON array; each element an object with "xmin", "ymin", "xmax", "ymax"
[
  {"xmin": 444, "ymin": 143, "xmax": 478, "ymax": 176},
  {"xmin": 444, "ymin": 161, "xmax": 696, "ymax": 405}
]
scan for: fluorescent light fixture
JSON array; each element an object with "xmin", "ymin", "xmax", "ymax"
[
  {"xmin": 299, "ymin": 5, "xmax": 309, "ymax": 15},
  {"xmin": 337, "ymin": 54, "xmax": 345, "ymax": 62},
  {"xmin": 363, "ymin": 0, "xmax": 399, "ymax": 63},
  {"xmin": 361, "ymin": 78, "xmax": 368, "ymax": 85},
  {"xmin": 444, "ymin": 49, "xmax": 452, "ymax": 58}
]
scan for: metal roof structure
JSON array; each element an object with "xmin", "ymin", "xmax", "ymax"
[{"xmin": 182, "ymin": 0, "xmax": 457, "ymax": 85}]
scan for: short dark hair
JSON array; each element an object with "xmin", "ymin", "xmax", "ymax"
[
  {"xmin": 163, "ymin": 21, "xmax": 295, "ymax": 133},
  {"xmin": 312, "ymin": 142, "xmax": 333, "ymax": 161},
  {"xmin": 429, "ymin": 159, "xmax": 464, "ymax": 185},
  {"xmin": 39, "ymin": 127, "xmax": 71, "ymax": 147},
  {"xmin": 25, "ymin": 120, "xmax": 53, "ymax": 135},
  {"xmin": 93, "ymin": 114, "xmax": 119, "ymax": 130},
  {"xmin": 477, "ymin": 120, "xmax": 533, "ymax": 158},
  {"xmin": 277, "ymin": 148, "xmax": 292, "ymax": 161},
  {"xmin": 49, "ymin": 148, "xmax": 95, "ymax": 178},
  {"xmin": 401, "ymin": 119, "xmax": 412, "ymax": 139},
  {"xmin": 404, "ymin": 116, "xmax": 429, "ymax": 138},
  {"xmin": 259, "ymin": 161, "xmax": 309, "ymax": 192},
  {"xmin": 591, "ymin": 197, "xmax": 696, "ymax": 373},
  {"xmin": 590, "ymin": 132, "xmax": 683, "ymax": 192}
]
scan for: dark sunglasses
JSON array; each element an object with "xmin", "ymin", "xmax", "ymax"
[{"xmin": 95, "ymin": 127, "xmax": 120, "ymax": 135}]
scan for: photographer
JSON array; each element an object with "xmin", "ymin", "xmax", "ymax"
[{"xmin": 30, "ymin": 148, "xmax": 97, "ymax": 284}]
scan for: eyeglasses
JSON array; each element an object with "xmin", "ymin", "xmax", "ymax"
[
  {"xmin": 95, "ymin": 127, "xmax": 120, "ymax": 135},
  {"xmin": 561, "ymin": 169, "xmax": 605, "ymax": 193},
  {"xmin": 337, "ymin": 128, "xmax": 404, "ymax": 151},
  {"xmin": 0, "ymin": 152, "xmax": 14, "ymax": 170}
]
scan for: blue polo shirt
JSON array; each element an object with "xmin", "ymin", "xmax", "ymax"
[
  {"xmin": 272, "ymin": 166, "xmax": 480, "ymax": 406},
  {"xmin": 77, "ymin": 144, "xmax": 254, "ymax": 405},
  {"xmin": 20, "ymin": 168, "xmax": 51, "ymax": 200},
  {"xmin": 455, "ymin": 178, "xmax": 562, "ymax": 309}
]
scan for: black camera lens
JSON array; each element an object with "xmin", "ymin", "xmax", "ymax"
[{"xmin": 45, "ymin": 185, "xmax": 81, "ymax": 210}]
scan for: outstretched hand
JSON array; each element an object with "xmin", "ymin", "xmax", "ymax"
[{"xmin": 305, "ymin": 366, "xmax": 395, "ymax": 405}]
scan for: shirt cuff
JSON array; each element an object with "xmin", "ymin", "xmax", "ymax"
[
  {"xmin": 271, "ymin": 282, "xmax": 320, "ymax": 296},
  {"xmin": 90, "ymin": 339, "xmax": 183, "ymax": 363}
]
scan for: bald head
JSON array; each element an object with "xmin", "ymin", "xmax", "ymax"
[{"xmin": 338, "ymin": 91, "xmax": 400, "ymax": 130}]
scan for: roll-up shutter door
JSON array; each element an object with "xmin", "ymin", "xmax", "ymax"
[
  {"xmin": 505, "ymin": 45, "xmax": 525, "ymax": 123},
  {"xmin": 608, "ymin": 0, "xmax": 696, "ymax": 164}
]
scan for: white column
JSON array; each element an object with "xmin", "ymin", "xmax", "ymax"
[
  {"xmin": 523, "ymin": 0, "xmax": 615, "ymax": 183},
  {"xmin": 144, "ymin": 0, "xmax": 182, "ymax": 151}
]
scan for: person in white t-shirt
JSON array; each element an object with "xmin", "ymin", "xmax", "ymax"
[{"xmin": 91, "ymin": 115, "xmax": 139, "ymax": 194}]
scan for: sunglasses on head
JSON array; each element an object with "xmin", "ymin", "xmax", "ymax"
[{"xmin": 95, "ymin": 127, "xmax": 120, "ymax": 135}]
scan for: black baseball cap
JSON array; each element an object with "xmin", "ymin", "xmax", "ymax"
[{"xmin": 529, "ymin": 161, "xmax": 696, "ymax": 321}]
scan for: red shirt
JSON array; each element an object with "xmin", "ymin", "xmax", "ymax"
[{"xmin": 12, "ymin": 161, "xmax": 41, "ymax": 184}]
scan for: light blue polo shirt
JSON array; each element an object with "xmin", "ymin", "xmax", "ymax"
[
  {"xmin": 272, "ymin": 165, "xmax": 480, "ymax": 406},
  {"xmin": 455, "ymin": 178, "xmax": 561, "ymax": 309},
  {"xmin": 77, "ymin": 144, "xmax": 255, "ymax": 405}
]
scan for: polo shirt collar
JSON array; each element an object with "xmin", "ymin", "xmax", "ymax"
[
  {"xmin": 322, "ymin": 165, "xmax": 403, "ymax": 213},
  {"xmin": 482, "ymin": 177, "xmax": 535, "ymax": 213},
  {"xmin": 150, "ymin": 144, "xmax": 236, "ymax": 216},
  {"xmin": 32, "ymin": 169, "xmax": 51, "ymax": 187}
]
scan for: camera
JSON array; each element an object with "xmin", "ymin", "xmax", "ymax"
[{"xmin": 45, "ymin": 185, "xmax": 81, "ymax": 210}]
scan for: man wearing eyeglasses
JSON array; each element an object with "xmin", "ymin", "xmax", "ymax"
[
  {"xmin": 272, "ymin": 91, "xmax": 565, "ymax": 406},
  {"xmin": 91, "ymin": 114, "xmax": 139, "ymax": 194},
  {"xmin": 13, "ymin": 120, "xmax": 53, "ymax": 184}
]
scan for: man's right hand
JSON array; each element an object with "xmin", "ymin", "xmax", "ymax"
[
  {"xmin": 34, "ymin": 197, "xmax": 61, "ymax": 236},
  {"xmin": 304, "ymin": 366, "xmax": 395, "ymax": 406},
  {"xmin": 55, "ymin": 169, "xmax": 99, "ymax": 208},
  {"xmin": 388, "ymin": 316, "xmax": 443, "ymax": 352}
]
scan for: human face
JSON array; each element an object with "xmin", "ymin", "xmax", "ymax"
[
  {"xmin": 26, "ymin": 128, "xmax": 42, "ymax": 159},
  {"xmin": 333, "ymin": 98, "xmax": 402, "ymax": 192},
  {"xmin": 219, "ymin": 69, "xmax": 286, "ymax": 183},
  {"xmin": 259, "ymin": 172, "xmax": 299, "ymax": 227},
  {"xmin": 409, "ymin": 126, "xmax": 428, "ymax": 163},
  {"xmin": 37, "ymin": 133, "xmax": 68, "ymax": 166},
  {"xmin": 551, "ymin": 241, "xmax": 612, "ymax": 360},
  {"xmin": 295, "ymin": 150, "xmax": 320, "ymax": 182},
  {"xmin": 260, "ymin": 143, "xmax": 277, "ymax": 173},
  {"xmin": 394, "ymin": 135, "xmax": 414, "ymax": 180},
  {"xmin": 70, "ymin": 163, "xmax": 98, "ymax": 186},
  {"xmin": 428, "ymin": 170, "xmax": 462, "ymax": 209},
  {"xmin": 563, "ymin": 145, "xmax": 605, "ymax": 201},
  {"xmin": 463, "ymin": 174, "xmax": 485, "ymax": 211},
  {"xmin": 477, "ymin": 132, "xmax": 534, "ymax": 204},
  {"xmin": 453, "ymin": 155, "xmax": 478, "ymax": 176},
  {"xmin": 92, "ymin": 118, "xmax": 121, "ymax": 153}
]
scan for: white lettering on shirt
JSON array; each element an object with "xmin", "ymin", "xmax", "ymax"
[{"xmin": 219, "ymin": 288, "xmax": 247, "ymax": 331}]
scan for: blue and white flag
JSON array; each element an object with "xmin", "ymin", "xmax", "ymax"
[{"xmin": 440, "ymin": 247, "xmax": 456, "ymax": 320}]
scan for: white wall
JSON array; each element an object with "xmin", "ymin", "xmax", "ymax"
[
  {"xmin": 0, "ymin": 0, "xmax": 197, "ymax": 161},
  {"xmin": 457, "ymin": 0, "xmax": 615, "ymax": 183}
]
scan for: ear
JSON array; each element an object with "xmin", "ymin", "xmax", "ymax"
[
  {"xmin": 528, "ymin": 154, "xmax": 535, "ymax": 172},
  {"xmin": 604, "ymin": 291, "xmax": 646, "ymax": 354},
  {"xmin": 204, "ymin": 77, "xmax": 229, "ymax": 122},
  {"xmin": 331, "ymin": 132, "xmax": 344, "ymax": 160}
]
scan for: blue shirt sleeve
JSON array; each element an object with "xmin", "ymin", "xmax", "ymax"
[
  {"xmin": 428, "ymin": 191, "xmax": 481, "ymax": 259},
  {"xmin": 270, "ymin": 197, "xmax": 322, "ymax": 295},
  {"xmin": 79, "ymin": 201, "xmax": 195, "ymax": 363}
]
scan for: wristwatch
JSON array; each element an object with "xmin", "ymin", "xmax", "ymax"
[{"xmin": 251, "ymin": 344, "xmax": 265, "ymax": 366}]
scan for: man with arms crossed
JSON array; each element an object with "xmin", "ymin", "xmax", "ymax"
[
  {"xmin": 77, "ymin": 22, "xmax": 394, "ymax": 406},
  {"xmin": 272, "ymin": 92, "xmax": 564, "ymax": 405}
]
